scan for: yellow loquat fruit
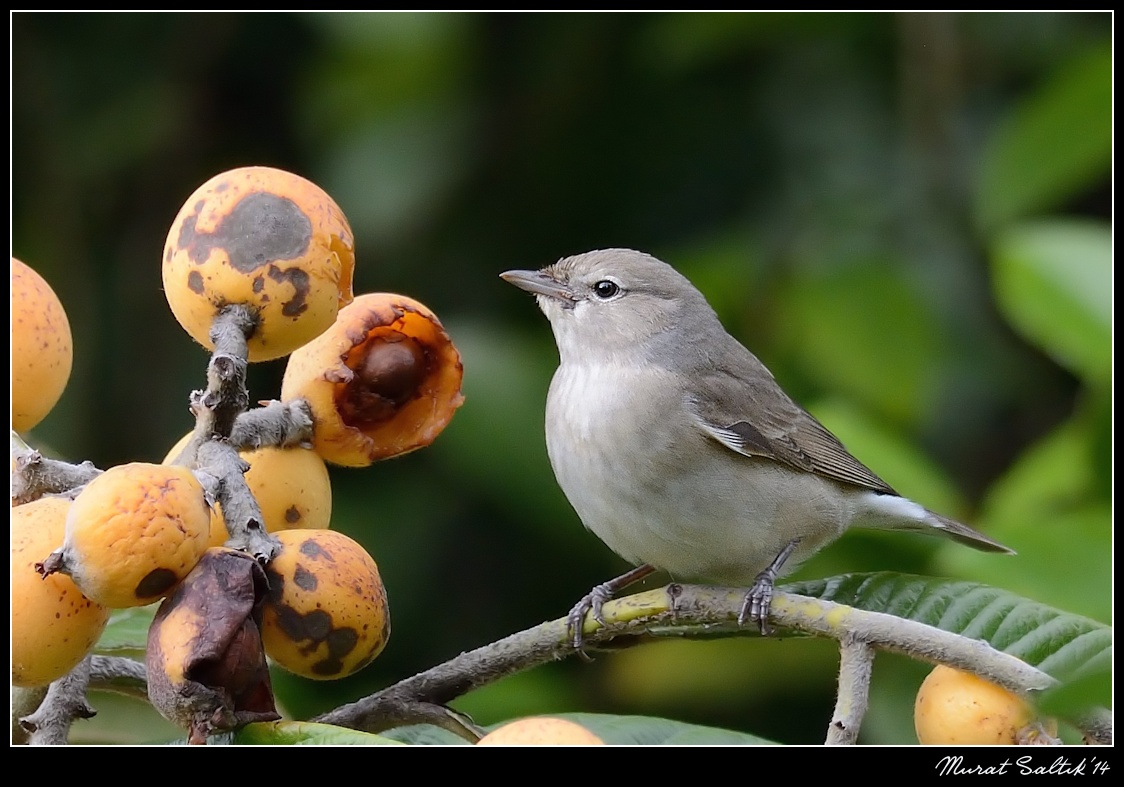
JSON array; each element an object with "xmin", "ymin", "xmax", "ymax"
[
  {"xmin": 40, "ymin": 463, "xmax": 212, "ymax": 608},
  {"xmin": 477, "ymin": 717, "xmax": 605, "ymax": 746},
  {"xmin": 12, "ymin": 497, "xmax": 110, "ymax": 687},
  {"xmin": 12, "ymin": 257, "xmax": 73, "ymax": 432},
  {"xmin": 915, "ymin": 664, "xmax": 1058, "ymax": 745}
]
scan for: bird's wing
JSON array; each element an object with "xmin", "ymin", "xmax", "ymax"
[{"xmin": 686, "ymin": 364, "xmax": 897, "ymax": 495}]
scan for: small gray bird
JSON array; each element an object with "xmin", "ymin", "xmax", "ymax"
[{"xmin": 501, "ymin": 248, "xmax": 1012, "ymax": 642}]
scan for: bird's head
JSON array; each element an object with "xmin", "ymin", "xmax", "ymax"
[{"xmin": 501, "ymin": 248, "xmax": 721, "ymax": 368}]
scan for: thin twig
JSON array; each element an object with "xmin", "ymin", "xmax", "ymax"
[
  {"xmin": 10, "ymin": 431, "xmax": 101, "ymax": 505},
  {"xmin": 21, "ymin": 657, "xmax": 96, "ymax": 745},
  {"xmin": 180, "ymin": 306, "xmax": 281, "ymax": 562},
  {"xmin": 826, "ymin": 638, "xmax": 874, "ymax": 744},
  {"xmin": 229, "ymin": 399, "xmax": 315, "ymax": 450},
  {"xmin": 88, "ymin": 655, "xmax": 149, "ymax": 701}
]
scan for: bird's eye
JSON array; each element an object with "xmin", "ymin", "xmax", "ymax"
[{"xmin": 592, "ymin": 280, "xmax": 620, "ymax": 299}]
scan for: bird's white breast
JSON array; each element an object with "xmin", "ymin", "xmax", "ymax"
[{"xmin": 545, "ymin": 360, "xmax": 852, "ymax": 584}]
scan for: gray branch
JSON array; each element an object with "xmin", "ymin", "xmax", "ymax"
[
  {"xmin": 826, "ymin": 638, "xmax": 874, "ymax": 744},
  {"xmin": 10, "ymin": 431, "xmax": 101, "ymax": 504},
  {"xmin": 21, "ymin": 657, "xmax": 95, "ymax": 745},
  {"xmin": 312, "ymin": 585, "xmax": 1109, "ymax": 745}
]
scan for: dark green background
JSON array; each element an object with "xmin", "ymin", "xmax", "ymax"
[{"xmin": 12, "ymin": 12, "xmax": 1111, "ymax": 744}]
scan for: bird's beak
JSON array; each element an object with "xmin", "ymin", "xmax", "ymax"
[{"xmin": 500, "ymin": 269, "xmax": 574, "ymax": 303}]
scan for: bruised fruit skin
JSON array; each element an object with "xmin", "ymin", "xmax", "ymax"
[
  {"xmin": 39, "ymin": 463, "xmax": 213, "ymax": 609},
  {"xmin": 147, "ymin": 548, "xmax": 280, "ymax": 744},
  {"xmin": 914, "ymin": 665, "xmax": 1057, "ymax": 745},
  {"xmin": 162, "ymin": 166, "xmax": 355, "ymax": 362},
  {"xmin": 477, "ymin": 717, "xmax": 605, "ymax": 746},
  {"xmin": 12, "ymin": 497, "xmax": 110, "ymax": 687},
  {"xmin": 281, "ymin": 293, "xmax": 464, "ymax": 466},
  {"xmin": 260, "ymin": 530, "xmax": 390, "ymax": 680},
  {"xmin": 12, "ymin": 258, "xmax": 74, "ymax": 432},
  {"xmin": 163, "ymin": 433, "xmax": 332, "ymax": 547}
]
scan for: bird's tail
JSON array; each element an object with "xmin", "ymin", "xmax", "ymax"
[
  {"xmin": 924, "ymin": 510, "xmax": 1015, "ymax": 554},
  {"xmin": 860, "ymin": 491, "xmax": 1015, "ymax": 554}
]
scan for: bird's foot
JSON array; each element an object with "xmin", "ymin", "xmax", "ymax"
[
  {"xmin": 737, "ymin": 576, "xmax": 776, "ymax": 635},
  {"xmin": 566, "ymin": 586, "xmax": 611, "ymax": 651},
  {"xmin": 737, "ymin": 538, "xmax": 800, "ymax": 635},
  {"xmin": 566, "ymin": 564, "xmax": 656, "ymax": 651}
]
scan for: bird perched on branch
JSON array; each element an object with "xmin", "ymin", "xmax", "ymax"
[{"xmin": 501, "ymin": 248, "xmax": 1012, "ymax": 643}]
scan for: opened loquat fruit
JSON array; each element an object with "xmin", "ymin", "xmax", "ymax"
[
  {"xmin": 280, "ymin": 293, "xmax": 464, "ymax": 466},
  {"xmin": 162, "ymin": 166, "xmax": 355, "ymax": 362}
]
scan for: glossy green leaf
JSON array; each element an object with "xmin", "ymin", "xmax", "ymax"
[
  {"xmin": 990, "ymin": 219, "xmax": 1110, "ymax": 385},
  {"xmin": 936, "ymin": 416, "xmax": 1110, "ymax": 623},
  {"xmin": 784, "ymin": 573, "xmax": 1111, "ymax": 690},
  {"xmin": 233, "ymin": 721, "xmax": 404, "ymax": 746},
  {"xmin": 383, "ymin": 713, "xmax": 777, "ymax": 745},
  {"xmin": 1037, "ymin": 666, "xmax": 1112, "ymax": 719},
  {"xmin": 566, "ymin": 712, "xmax": 775, "ymax": 745},
  {"xmin": 380, "ymin": 724, "xmax": 470, "ymax": 745},
  {"xmin": 95, "ymin": 606, "xmax": 157, "ymax": 653}
]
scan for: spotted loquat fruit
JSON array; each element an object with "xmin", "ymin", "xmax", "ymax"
[
  {"xmin": 259, "ymin": 529, "xmax": 390, "ymax": 680},
  {"xmin": 162, "ymin": 166, "xmax": 355, "ymax": 362}
]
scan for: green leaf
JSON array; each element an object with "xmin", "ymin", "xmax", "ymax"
[
  {"xmin": 559, "ymin": 712, "xmax": 776, "ymax": 745},
  {"xmin": 976, "ymin": 45, "xmax": 1111, "ymax": 230},
  {"xmin": 95, "ymin": 606, "xmax": 158, "ymax": 653},
  {"xmin": 784, "ymin": 573, "xmax": 1111, "ymax": 691},
  {"xmin": 936, "ymin": 416, "xmax": 1110, "ymax": 623},
  {"xmin": 1037, "ymin": 665, "xmax": 1112, "ymax": 719},
  {"xmin": 990, "ymin": 218, "xmax": 1110, "ymax": 384},
  {"xmin": 233, "ymin": 721, "xmax": 404, "ymax": 745},
  {"xmin": 380, "ymin": 724, "xmax": 470, "ymax": 745},
  {"xmin": 780, "ymin": 261, "xmax": 949, "ymax": 425},
  {"xmin": 383, "ymin": 713, "xmax": 777, "ymax": 745}
]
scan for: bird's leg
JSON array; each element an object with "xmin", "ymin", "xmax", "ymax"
[
  {"xmin": 567, "ymin": 564, "xmax": 657, "ymax": 650},
  {"xmin": 738, "ymin": 538, "xmax": 800, "ymax": 635}
]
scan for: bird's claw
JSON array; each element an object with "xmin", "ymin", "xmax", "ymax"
[
  {"xmin": 736, "ymin": 538, "xmax": 799, "ymax": 635},
  {"xmin": 566, "ymin": 583, "xmax": 613, "ymax": 650},
  {"xmin": 737, "ymin": 574, "xmax": 776, "ymax": 635},
  {"xmin": 565, "ymin": 565, "xmax": 657, "ymax": 653}
]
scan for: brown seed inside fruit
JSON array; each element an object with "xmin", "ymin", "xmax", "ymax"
[{"xmin": 337, "ymin": 332, "xmax": 429, "ymax": 429}]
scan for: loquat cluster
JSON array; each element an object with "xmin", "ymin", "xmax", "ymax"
[{"xmin": 12, "ymin": 166, "xmax": 464, "ymax": 743}]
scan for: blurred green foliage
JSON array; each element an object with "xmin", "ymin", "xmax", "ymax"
[{"xmin": 12, "ymin": 12, "xmax": 1110, "ymax": 745}]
